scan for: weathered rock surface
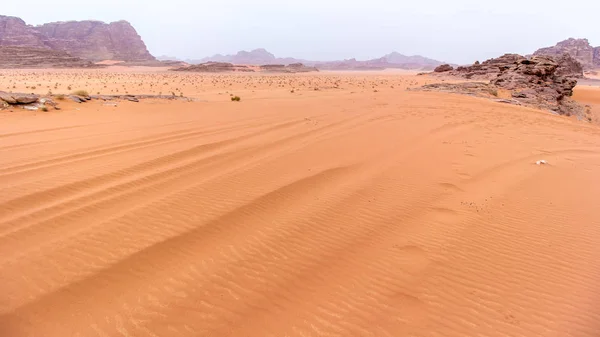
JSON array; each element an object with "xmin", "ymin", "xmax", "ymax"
[
  {"xmin": 1, "ymin": 91, "xmax": 41, "ymax": 104},
  {"xmin": 36, "ymin": 20, "xmax": 154, "ymax": 61},
  {"xmin": 451, "ymin": 53, "xmax": 583, "ymax": 80},
  {"xmin": 0, "ymin": 46, "xmax": 99, "ymax": 68},
  {"xmin": 0, "ymin": 16, "xmax": 45, "ymax": 48},
  {"xmin": 423, "ymin": 54, "xmax": 584, "ymax": 117},
  {"xmin": 0, "ymin": 15, "xmax": 154, "ymax": 63},
  {"xmin": 434, "ymin": 64, "xmax": 453, "ymax": 72},
  {"xmin": 534, "ymin": 38, "xmax": 599, "ymax": 69}
]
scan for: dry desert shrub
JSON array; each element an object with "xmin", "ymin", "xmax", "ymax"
[{"xmin": 71, "ymin": 89, "xmax": 89, "ymax": 97}]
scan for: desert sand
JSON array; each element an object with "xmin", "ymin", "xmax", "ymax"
[{"xmin": 1, "ymin": 70, "xmax": 600, "ymax": 336}]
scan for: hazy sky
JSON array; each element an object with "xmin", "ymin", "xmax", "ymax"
[{"xmin": 4, "ymin": 0, "xmax": 599, "ymax": 64}]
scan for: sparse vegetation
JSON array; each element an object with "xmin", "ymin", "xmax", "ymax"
[
  {"xmin": 231, "ymin": 96, "xmax": 241, "ymax": 102},
  {"xmin": 55, "ymin": 94, "xmax": 66, "ymax": 101},
  {"xmin": 71, "ymin": 90, "xmax": 89, "ymax": 97},
  {"xmin": 488, "ymin": 88, "xmax": 498, "ymax": 97},
  {"xmin": 40, "ymin": 106, "xmax": 48, "ymax": 112}
]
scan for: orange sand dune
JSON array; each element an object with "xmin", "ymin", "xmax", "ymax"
[{"xmin": 1, "ymin": 72, "xmax": 600, "ymax": 336}]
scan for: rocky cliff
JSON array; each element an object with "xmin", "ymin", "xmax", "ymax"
[
  {"xmin": 0, "ymin": 15, "xmax": 154, "ymax": 62},
  {"xmin": 0, "ymin": 16, "xmax": 45, "ymax": 48},
  {"xmin": 36, "ymin": 20, "xmax": 154, "ymax": 61},
  {"xmin": 534, "ymin": 38, "xmax": 599, "ymax": 69}
]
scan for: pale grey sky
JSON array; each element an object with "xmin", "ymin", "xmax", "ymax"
[{"xmin": 4, "ymin": 0, "xmax": 599, "ymax": 64}]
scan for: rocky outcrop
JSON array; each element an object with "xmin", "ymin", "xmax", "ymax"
[
  {"xmin": 0, "ymin": 15, "xmax": 154, "ymax": 62},
  {"xmin": 451, "ymin": 53, "xmax": 583, "ymax": 80},
  {"xmin": 434, "ymin": 64, "xmax": 453, "ymax": 72},
  {"xmin": 171, "ymin": 62, "xmax": 254, "ymax": 73},
  {"xmin": 423, "ymin": 54, "xmax": 583, "ymax": 117},
  {"xmin": 260, "ymin": 63, "xmax": 318, "ymax": 73},
  {"xmin": 0, "ymin": 46, "xmax": 100, "ymax": 68},
  {"xmin": 534, "ymin": 38, "xmax": 599, "ymax": 69},
  {"xmin": 452, "ymin": 54, "xmax": 526, "ymax": 79},
  {"xmin": 0, "ymin": 91, "xmax": 59, "ymax": 111}
]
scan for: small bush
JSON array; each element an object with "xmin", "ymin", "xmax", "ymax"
[
  {"xmin": 231, "ymin": 96, "xmax": 241, "ymax": 102},
  {"xmin": 488, "ymin": 88, "xmax": 498, "ymax": 97},
  {"xmin": 55, "ymin": 94, "xmax": 66, "ymax": 101},
  {"xmin": 40, "ymin": 106, "xmax": 48, "ymax": 112},
  {"xmin": 71, "ymin": 90, "xmax": 89, "ymax": 97}
]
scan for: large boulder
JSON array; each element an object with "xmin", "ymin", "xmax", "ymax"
[
  {"xmin": 0, "ymin": 91, "xmax": 39, "ymax": 104},
  {"xmin": 434, "ymin": 64, "xmax": 453, "ymax": 72}
]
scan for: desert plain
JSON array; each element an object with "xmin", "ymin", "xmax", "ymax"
[{"xmin": 1, "ymin": 68, "xmax": 600, "ymax": 336}]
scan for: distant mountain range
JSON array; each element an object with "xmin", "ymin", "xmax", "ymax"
[{"xmin": 179, "ymin": 48, "xmax": 446, "ymax": 71}]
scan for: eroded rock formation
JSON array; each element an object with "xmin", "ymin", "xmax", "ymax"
[
  {"xmin": 423, "ymin": 54, "xmax": 584, "ymax": 116},
  {"xmin": 534, "ymin": 38, "xmax": 599, "ymax": 69},
  {"xmin": 0, "ymin": 15, "xmax": 154, "ymax": 63}
]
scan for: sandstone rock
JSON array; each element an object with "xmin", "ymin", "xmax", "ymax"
[
  {"xmin": 0, "ymin": 15, "xmax": 154, "ymax": 62},
  {"xmin": 534, "ymin": 38, "xmax": 598, "ymax": 70},
  {"xmin": 453, "ymin": 54, "xmax": 527, "ymax": 80},
  {"xmin": 554, "ymin": 53, "xmax": 584, "ymax": 77},
  {"xmin": 425, "ymin": 53, "xmax": 583, "ymax": 116},
  {"xmin": 595, "ymin": 47, "xmax": 600, "ymax": 67},
  {"xmin": 434, "ymin": 64, "xmax": 453, "ymax": 72},
  {"xmin": 15, "ymin": 95, "xmax": 38, "ymax": 104},
  {"xmin": 0, "ymin": 16, "xmax": 45, "ymax": 48},
  {"xmin": 0, "ymin": 91, "xmax": 39, "ymax": 104},
  {"xmin": 35, "ymin": 20, "xmax": 155, "ymax": 61},
  {"xmin": 0, "ymin": 91, "xmax": 17, "ymax": 104}
]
